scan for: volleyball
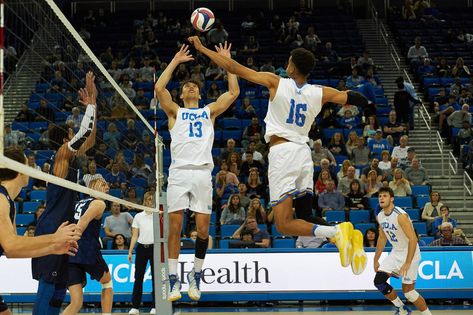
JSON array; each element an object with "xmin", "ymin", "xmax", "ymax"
[{"xmin": 190, "ymin": 7, "xmax": 215, "ymax": 32}]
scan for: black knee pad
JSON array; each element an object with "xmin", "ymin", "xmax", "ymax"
[
  {"xmin": 195, "ymin": 236, "xmax": 209, "ymax": 259},
  {"xmin": 374, "ymin": 272, "xmax": 393, "ymax": 295},
  {"xmin": 294, "ymin": 193, "xmax": 313, "ymax": 221}
]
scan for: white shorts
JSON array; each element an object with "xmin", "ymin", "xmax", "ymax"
[
  {"xmin": 167, "ymin": 167, "xmax": 213, "ymax": 214},
  {"xmin": 379, "ymin": 250, "xmax": 421, "ymax": 284},
  {"xmin": 268, "ymin": 141, "xmax": 313, "ymax": 206}
]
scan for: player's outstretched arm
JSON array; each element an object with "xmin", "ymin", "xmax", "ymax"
[
  {"xmin": 188, "ymin": 36, "xmax": 279, "ymax": 99},
  {"xmin": 77, "ymin": 71, "xmax": 98, "ymax": 156},
  {"xmin": 373, "ymin": 226, "xmax": 387, "ymax": 272},
  {"xmin": 208, "ymin": 42, "xmax": 240, "ymax": 119},
  {"xmin": 397, "ymin": 214, "xmax": 418, "ymax": 277},
  {"xmin": 0, "ymin": 197, "xmax": 80, "ymax": 258},
  {"xmin": 322, "ymin": 86, "xmax": 368, "ymax": 108},
  {"xmin": 155, "ymin": 44, "xmax": 193, "ymax": 118}
]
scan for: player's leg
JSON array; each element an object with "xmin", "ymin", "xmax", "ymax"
[
  {"xmin": 188, "ymin": 212, "xmax": 210, "ymax": 301},
  {"xmin": 402, "ymin": 258, "xmax": 430, "ymax": 315},
  {"xmin": 32, "ymin": 279, "xmax": 56, "ymax": 315},
  {"xmin": 62, "ymin": 284, "xmax": 83, "ymax": 315},
  {"xmin": 0, "ymin": 295, "xmax": 12, "ymax": 315},
  {"xmin": 373, "ymin": 271, "xmax": 410, "ymax": 314},
  {"xmin": 99, "ymin": 272, "xmax": 113, "ymax": 315},
  {"xmin": 48, "ymin": 284, "xmax": 67, "ymax": 315}
]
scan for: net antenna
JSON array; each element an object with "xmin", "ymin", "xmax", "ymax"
[{"xmin": 3, "ymin": 0, "xmax": 171, "ymax": 311}]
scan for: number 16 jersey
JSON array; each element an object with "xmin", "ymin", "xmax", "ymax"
[
  {"xmin": 264, "ymin": 78, "xmax": 323, "ymax": 144},
  {"xmin": 170, "ymin": 107, "xmax": 214, "ymax": 170}
]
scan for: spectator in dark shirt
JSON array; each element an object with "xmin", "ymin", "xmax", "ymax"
[
  {"xmin": 394, "ymin": 82, "xmax": 419, "ymax": 129},
  {"xmin": 242, "ymin": 116, "xmax": 264, "ymax": 148},
  {"xmin": 35, "ymin": 99, "xmax": 55, "ymax": 122},
  {"xmin": 246, "ymin": 168, "xmax": 266, "ymax": 200},
  {"xmin": 94, "ymin": 142, "xmax": 111, "ymax": 169},
  {"xmin": 240, "ymin": 152, "xmax": 264, "ymax": 178},
  {"xmin": 122, "ymin": 119, "xmax": 140, "ymax": 149},
  {"xmin": 15, "ymin": 104, "xmax": 36, "ymax": 122},
  {"xmin": 232, "ymin": 216, "xmax": 270, "ymax": 248},
  {"xmin": 133, "ymin": 88, "xmax": 150, "ymax": 110},
  {"xmin": 105, "ymin": 162, "xmax": 127, "ymax": 189},
  {"xmin": 383, "ymin": 110, "xmax": 407, "ymax": 146}
]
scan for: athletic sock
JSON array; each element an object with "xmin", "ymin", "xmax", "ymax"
[
  {"xmin": 421, "ymin": 309, "xmax": 432, "ymax": 315},
  {"xmin": 168, "ymin": 258, "xmax": 178, "ymax": 276},
  {"xmin": 194, "ymin": 257, "xmax": 204, "ymax": 273},
  {"xmin": 391, "ymin": 297, "xmax": 404, "ymax": 307},
  {"xmin": 312, "ymin": 225, "xmax": 336, "ymax": 238}
]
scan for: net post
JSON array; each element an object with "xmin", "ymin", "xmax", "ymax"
[
  {"xmin": 153, "ymin": 134, "xmax": 172, "ymax": 314},
  {"xmin": 0, "ymin": 0, "xmax": 4, "ymax": 160}
]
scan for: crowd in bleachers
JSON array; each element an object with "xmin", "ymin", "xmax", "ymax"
[{"xmin": 6, "ymin": 5, "xmax": 472, "ymax": 251}]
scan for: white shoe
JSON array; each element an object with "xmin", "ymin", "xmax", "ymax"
[
  {"xmin": 129, "ymin": 308, "xmax": 140, "ymax": 315},
  {"xmin": 167, "ymin": 274, "xmax": 182, "ymax": 302},
  {"xmin": 150, "ymin": 308, "xmax": 156, "ymax": 314},
  {"xmin": 187, "ymin": 268, "xmax": 202, "ymax": 301}
]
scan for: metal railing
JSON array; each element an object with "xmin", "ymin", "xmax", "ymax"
[
  {"xmin": 463, "ymin": 172, "xmax": 473, "ymax": 210},
  {"xmin": 436, "ymin": 131, "xmax": 445, "ymax": 177},
  {"xmin": 448, "ymin": 151, "xmax": 458, "ymax": 187}
]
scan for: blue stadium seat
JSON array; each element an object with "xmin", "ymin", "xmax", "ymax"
[
  {"xmin": 354, "ymin": 223, "xmax": 376, "ymax": 235},
  {"xmin": 321, "ymin": 243, "xmax": 337, "ymax": 248},
  {"xmin": 273, "ymin": 237, "xmax": 296, "ymax": 248},
  {"xmin": 413, "ymin": 222, "xmax": 428, "ymax": 236},
  {"xmin": 15, "ymin": 214, "xmax": 34, "ymax": 226},
  {"xmin": 421, "ymin": 236, "xmax": 434, "ymax": 245},
  {"xmin": 12, "ymin": 122, "xmax": 29, "ymax": 132},
  {"xmin": 36, "ymin": 150, "xmax": 54, "ymax": 159},
  {"xmin": 369, "ymin": 198, "xmax": 379, "ymax": 210},
  {"xmin": 209, "ymin": 224, "xmax": 216, "ymax": 237},
  {"xmin": 405, "ymin": 209, "xmax": 420, "ymax": 221},
  {"xmin": 416, "ymin": 196, "xmax": 430, "ymax": 209},
  {"xmin": 220, "ymin": 224, "xmax": 240, "ymax": 237},
  {"xmin": 17, "ymin": 227, "xmax": 27, "ymax": 236},
  {"xmin": 322, "ymin": 128, "xmax": 343, "ymax": 141},
  {"xmin": 30, "ymin": 190, "xmax": 47, "ymax": 201},
  {"xmin": 221, "ymin": 118, "xmax": 241, "ymax": 129},
  {"xmin": 411, "ymin": 185, "xmax": 430, "ymax": 196},
  {"xmin": 109, "ymin": 189, "xmax": 122, "ymax": 198},
  {"xmin": 219, "ymin": 239, "xmax": 231, "ymax": 249},
  {"xmin": 22, "ymin": 201, "xmax": 42, "ymax": 213},
  {"xmin": 130, "ymin": 177, "xmax": 147, "ymax": 188},
  {"xmin": 349, "ymin": 210, "xmax": 370, "ymax": 224},
  {"xmin": 29, "ymin": 121, "xmax": 48, "ymax": 131},
  {"xmin": 326, "ymin": 210, "xmax": 345, "ymax": 223},
  {"xmin": 394, "ymin": 196, "xmax": 413, "ymax": 208},
  {"xmin": 334, "ymin": 155, "xmax": 349, "ymax": 165},
  {"xmin": 271, "ymin": 225, "xmax": 282, "ymax": 237},
  {"xmin": 222, "ymin": 130, "xmax": 241, "ymax": 141}
]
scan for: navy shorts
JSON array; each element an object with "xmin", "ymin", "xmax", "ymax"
[
  {"xmin": 67, "ymin": 255, "xmax": 109, "ymax": 288},
  {"xmin": 0, "ymin": 295, "xmax": 8, "ymax": 312}
]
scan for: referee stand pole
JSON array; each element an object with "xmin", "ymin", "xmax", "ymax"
[{"xmin": 153, "ymin": 135, "xmax": 173, "ymax": 314}]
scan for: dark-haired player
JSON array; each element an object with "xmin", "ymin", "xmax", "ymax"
[
  {"xmin": 32, "ymin": 72, "xmax": 98, "ymax": 315},
  {"xmin": 188, "ymin": 36, "xmax": 368, "ymax": 274},
  {"xmin": 63, "ymin": 178, "xmax": 113, "ymax": 315},
  {"xmin": 0, "ymin": 148, "xmax": 80, "ymax": 315},
  {"xmin": 155, "ymin": 43, "xmax": 239, "ymax": 301}
]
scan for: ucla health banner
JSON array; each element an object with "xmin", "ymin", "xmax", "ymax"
[{"xmin": 1, "ymin": 250, "xmax": 472, "ymax": 295}]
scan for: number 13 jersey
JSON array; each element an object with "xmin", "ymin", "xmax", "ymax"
[
  {"xmin": 170, "ymin": 107, "xmax": 214, "ymax": 170},
  {"xmin": 264, "ymin": 78, "xmax": 323, "ymax": 144}
]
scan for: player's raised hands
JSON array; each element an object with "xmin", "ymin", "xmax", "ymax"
[
  {"xmin": 172, "ymin": 44, "xmax": 194, "ymax": 64},
  {"xmin": 187, "ymin": 36, "xmax": 204, "ymax": 51},
  {"xmin": 78, "ymin": 71, "xmax": 97, "ymax": 105},
  {"xmin": 215, "ymin": 41, "xmax": 232, "ymax": 59}
]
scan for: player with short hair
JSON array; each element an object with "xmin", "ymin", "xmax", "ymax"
[
  {"xmin": 374, "ymin": 187, "xmax": 431, "ymax": 315},
  {"xmin": 0, "ymin": 148, "xmax": 81, "ymax": 315},
  {"xmin": 63, "ymin": 178, "xmax": 113, "ymax": 315},
  {"xmin": 32, "ymin": 72, "xmax": 98, "ymax": 315},
  {"xmin": 155, "ymin": 43, "xmax": 239, "ymax": 301},
  {"xmin": 188, "ymin": 36, "xmax": 367, "ymax": 274}
]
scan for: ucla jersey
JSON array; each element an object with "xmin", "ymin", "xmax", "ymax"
[
  {"xmin": 170, "ymin": 107, "xmax": 214, "ymax": 170},
  {"xmin": 377, "ymin": 206, "xmax": 420, "ymax": 254},
  {"xmin": 69, "ymin": 198, "xmax": 102, "ymax": 264},
  {"xmin": 264, "ymin": 78, "xmax": 323, "ymax": 144},
  {"xmin": 0, "ymin": 185, "xmax": 16, "ymax": 257}
]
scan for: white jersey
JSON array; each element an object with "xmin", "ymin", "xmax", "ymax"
[
  {"xmin": 377, "ymin": 206, "xmax": 420, "ymax": 254},
  {"xmin": 264, "ymin": 78, "xmax": 323, "ymax": 144},
  {"xmin": 169, "ymin": 107, "xmax": 214, "ymax": 170}
]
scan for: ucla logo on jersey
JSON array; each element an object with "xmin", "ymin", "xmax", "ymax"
[
  {"xmin": 182, "ymin": 111, "xmax": 209, "ymax": 121},
  {"xmin": 381, "ymin": 221, "xmax": 398, "ymax": 231}
]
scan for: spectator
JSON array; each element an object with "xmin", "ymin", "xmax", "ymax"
[
  {"xmin": 396, "ymin": 76, "xmax": 419, "ymax": 102},
  {"xmin": 220, "ymin": 194, "xmax": 246, "ymax": 225},
  {"xmin": 220, "ymin": 138, "xmax": 238, "ymax": 162},
  {"xmin": 338, "ymin": 110, "xmax": 361, "ymax": 130},
  {"xmin": 363, "ymin": 115, "xmax": 380, "ymax": 138},
  {"xmin": 4, "ymin": 123, "xmax": 26, "ymax": 148},
  {"xmin": 449, "ymin": 77, "xmax": 464, "ymax": 98},
  {"xmin": 367, "ymin": 130, "xmax": 391, "ymax": 158},
  {"xmin": 364, "ymin": 169, "xmax": 383, "ymax": 198},
  {"xmin": 188, "ymin": 229, "xmax": 214, "ymax": 249},
  {"xmin": 337, "ymin": 104, "xmax": 360, "ymax": 117},
  {"xmin": 391, "ymin": 135, "xmax": 410, "ymax": 163},
  {"xmin": 321, "ymin": 42, "xmax": 340, "ymax": 63},
  {"xmin": 123, "ymin": 59, "xmax": 138, "ymax": 80},
  {"xmin": 15, "ymin": 104, "xmax": 35, "ymax": 122},
  {"xmin": 361, "ymin": 159, "xmax": 384, "ymax": 183},
  {"xmin": 318, "ymin": 179, "xmax": 345, "ymax": 216},
  {"xmin": 240, "ymin": 152, "xmax": 264, "ymax": 178},
  {"xmin": 338, "ymin": 166, "xmax": 358, "ymax": 196},
  {"xmin": 304, "ymin": 26, "xmax": 321, "ymax": 52},
  {"xmin": 242, "ymin": 141, "xmax": 264, "ymax": 164},
  {"xmin": 405, "ymin": 157, "xmax": 429, "ymax": 186},
  {"xmin": 314, "ymin": 158, "xmax": 337, "ymax": 184},
  {"xmin": 389, "ymin": 168, "xmax": 412, "ymax": 196},
  {"xmin": 105, "ymin": 162, "xmax": 128, "ymax": 189},
  {"xmin": 66, "ymin": 107, "xmax": 84, "ymax": 129},
  {"xmin": 103, "ymin": 122, "xmax": 121, "ymax": 150},
  {"xmin": 112, "ymin": 233, "xmax": 129, "ymax": 250},
  {"xmin": 328, "ymin": 132, "xmax": 348, "ymax": 156},
  {"xmin": 315, "ymin": 169, "xmax": 333, "ymax": 195},
  {"xmin": 337, "ymin": 160, "xmax": 353, "ymax": 182},
  {"xmin": 436, "ymin": 57, "xmax": 451, "ymax": 77},
  {"xmin": 363, "ymin": 227, "xmax": 379, "ymax": 248},
  {"xmin": 312, "ymin": 139, "xmax": 336, "ymax": 166},
  {"xmin": 28, "ymin": 204, "xmax": 45, "ymax": 227},
  {"xmin": 432, "ymin": 205, "xmax": 457, "ymax": 237},
  {"xmin": 394, "ymin": 82, "xmax": 419, "ymax": 128},
  {"xmin": 103, "ymin": 202, "xmax": 134, "ymax": 243},
  {"xmin": 122, "ymin": 119, "xmax": 140, "ymax": 149},
  {"xmin": 402, "ymin": 147, "xmax": 417, "ymax": 170},
  {"xmin": 418, "ymin": 58, "xmax": 435, "ymax": 77},
  {"xmin": 346, "ymin": 178, "xmax": 367, "ymax": 211},
  {"xmin": 246, "ymin": 168, "xmax": 266, "ymax": 200},
  {"xmin": 241, "ymin": 35, "xmax": 259, "ymax": 54},
  {"xmin": 232, "ymin": 216, "xmax": 270, "ymax": 248},
  {"xmin": 428, "ymin": 222, "xmax": 469, "ymax": 246},
  {"xmin": 136, "ymin": 131, "xmax": 155, "ymax": 158},
  {"xmin": 226, "ymin": 152, "xmax": 242, "ymax": 177},
  {"xmin": 25, "ymin": 224, "xmax": 36, "ymax": 237},
  {"xmin": 207, "ymin": 21, "xmax": 229, "ymax": 46},
  {"xmin": 378, "ymin": 150, "xmax": 391, "ymax": 172},
  {"xmin": 383, "ymin": 156, "xmax": 401, "ymax": 182},
  {"xmin": 247, "ymin": 198, "xmax": 267, "ymax": 224},
  {"xmin": 260, "ymin": 60, "xmax": 276, "ymax": 73},
  {"xmin": 345, "ymin": 131, "xmax": 359, "ymax": 156},
  {"xmin": 124, "ymin": 187, "xmax": 143, "ymax": 211},
  {"xmin": 32, "ymin": 163, "xmax": 50, "ymax": 190},
  {"xmin": 139, "ymin": 57, "xmax": 156, "ymax": 82},
  {"xmin": 237, "ymin": 182, "xmax": 251, "ymax": 209},
  {"xmin": 190, "ymin": 65, "xmax": 205, "ymax": 85},
  {"xmin": 319, "ymin": 107, "xmax": 338, "ymax": 128},
  {"xmin": 421, "ymin": 191, "xmax": 443, "ymax": 228},
  {"xmin": 119, "ymin": 75, "xmax": 136, "ymax": 99},
  {"xmin": 454, "ymin": 120, "xmax": 473, "ymax": 155},
  {"xmin": 242, "ymin": 116, "xmax": 265, "ymax": 148},
  {"xmin": 407, "ymin": 37, "xmax": 429, "ymax": 62},
  {"xmin": 452, "ymin": 57, "xmax": 471, "ymax": 77},
  {"xmin": 133, "ymin": 88, "xmax": 150, "ymax": 110},
  {"xmin": 357, "ymin": 50, "xmax": 375, "ymax": 71},
  {"xmin": 383, "ymin": 110, "xmax": 407, "ymax": 146},
  {"xmin": 215, "ymin": 170, "xmax": 238, "ymax": 200},
  {"xmin": 216, "ymin": 161, "xmax": 239, "ymax": 186},
  {"xmin": 351, "ymin": 136, "xmax": 370, "ymax": 166},
  {"xmin": 130, "ymin": 153, "xmax": 152, "ymax": 179},
  {"xmin": 206, "ymin": 81, "xmax": 222, "ymax": 101},
  {"xmin": 35, "ymin": 99, "xmax": 55, "ymax": 122},
  {"xmin": 82, "ymin": 160, "xmax": 104, "ymax": 188},
  {"xmin": 236, "ymin": 97, "xmax": 257, "ymax": 119}
]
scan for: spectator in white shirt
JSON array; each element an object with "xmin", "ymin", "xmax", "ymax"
[
  {"xmin": 407, "ymin": 37, "xmax": 429, "ymax": 62},
  {"xmin": 391, "ymin": 135, "xmax": 410, "ymax": 164}
]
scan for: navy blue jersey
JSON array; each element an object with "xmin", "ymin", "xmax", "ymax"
[
  {"xmin": 0, "ymin": 185, "xmax": 16, "ymax": 257},
  {"xmin": 69, "ymin": 197, "xmax": 102, "ymax": 264},
  {"xmin": 32, "ymin": 155, "xmax": 80, "ymax": 283}
]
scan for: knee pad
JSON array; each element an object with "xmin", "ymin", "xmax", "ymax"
[
  {"xmin": 101, "ymin": 280, "xmax": 113, "ymax": 290},
  {"xmin": 195, "ymin": 236, "xmax": 209, "ymax": 259},
  {"xmin": 294, "ymin": 193, "xmax": 313, "ymax": 221},
  {"xmin": 404, "ymin": 290, "xmax": 419, "ymax": 302},
  {"xmin": 374, "ymin": 272, "xmax": 393, "ymax": 295}
]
